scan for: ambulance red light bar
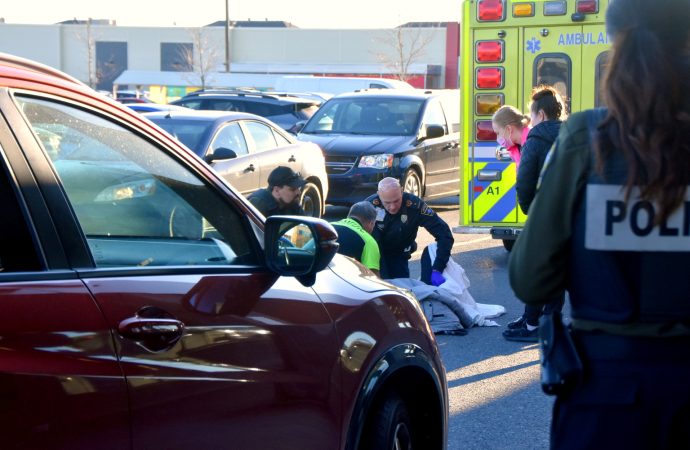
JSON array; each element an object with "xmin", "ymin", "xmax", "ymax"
[
  {"xmin": 477, "ymin": 0, "xmax": 505, "ymax": 21},
  {"xmin": 476, "ymin": 68, "xmax": 504, "ymax": 89},
  {"xmin": 476, "ymin": 41, "xmax": 504, "ymax": 63},
  {"xmin": 476, "ymin": 120, "xmax": 497, "ymax": 141},
  {"xmin": 576, "ymin": 0, "xmax": 598, "ymax": 13}
]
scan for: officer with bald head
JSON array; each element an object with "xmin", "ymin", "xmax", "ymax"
[{"xmin": 366, "ymin": 177, "xmax": 454, "ymax": 283}]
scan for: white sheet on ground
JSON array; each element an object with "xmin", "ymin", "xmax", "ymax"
[{"xmin": 388, "ymin": 243, "xmax": 505, "ymax": 329}]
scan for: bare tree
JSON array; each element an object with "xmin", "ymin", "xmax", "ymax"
[
  {"xmin": 374, "ymin": 26, "xmax": 435, "ymax": 82},
  {"xmin": 179, "ymin": 28, "xmax": 222, "ymax": 90},
  {"xmin": 72, "ymin": 19, "xmax": 97, "ymax": 88}
]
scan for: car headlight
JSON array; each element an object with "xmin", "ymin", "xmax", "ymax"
[{"xmin": 358, "ymin": 154, "xmax": 393, "ymax": 169}]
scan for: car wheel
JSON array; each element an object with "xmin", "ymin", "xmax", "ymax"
[
  {"xmin": 402, "ymin": 169, "xmax": 422, "ymax": 198},
  {"xmin": 502, "ymin": 239, "xmax": 515, "ymax": 252},
  {"xmin": 362, "ymin": 391, "xmax": 414, "ymax": 450},
  {"xmin": 300, "ymin": 182, "xmax": 322, "ymax": 218}
]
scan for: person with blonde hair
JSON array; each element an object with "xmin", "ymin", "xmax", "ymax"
[
  {"xmin": 510, "ymin": 0, "xmax": 690, "ymax": 446},
  {"xmin": 492, "ymin": 105, "xmax": 530, "ymax": 166}
]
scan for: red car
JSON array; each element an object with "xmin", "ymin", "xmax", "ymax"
[{"xmin": 0, "ymin": 53, "xmax": 447, "ymax": 450}]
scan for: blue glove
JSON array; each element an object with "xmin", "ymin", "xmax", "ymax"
[{"xmin": 430, "ymin": 270, "xmax": 446, "ymax": 287}]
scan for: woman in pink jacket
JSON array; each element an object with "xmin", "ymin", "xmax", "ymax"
[{"xmin": 492, "ymin": 105, "xmax": 530, "ymax": 167}]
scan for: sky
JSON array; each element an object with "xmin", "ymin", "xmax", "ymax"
[{"xmin": 2, "ymin": 0, "xmax": 460, "ymax": 29}]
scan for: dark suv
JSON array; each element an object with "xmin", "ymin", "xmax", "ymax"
[
  {"xmin": 0, "ymin": 53, "xmax": 447, "ymax": 449},
  {"xmin": 171, "ymin": 89, "xmax": 321, "ymax": 132},
  {"xmin": 297, "ymin": 90, "xmax": 460, "ymax": 205}
]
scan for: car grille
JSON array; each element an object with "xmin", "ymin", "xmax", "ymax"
[{"xmin": 326, "ymin": 155, "xmax": 358, "ymax": 175}]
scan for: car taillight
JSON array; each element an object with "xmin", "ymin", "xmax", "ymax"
[
  {"xmin": 513, "ymin": 2, "xmax": 534, "ymax": 17},
  {"xmin": 476, "ymin": 68, "xmax": 504, "ymax": 89},
  {"xmin": 476, "ymin": 41, "xmax": 504, "ymax": 63},
  {"xmin": 544, "ymin": 0, "xmax": 567, "ymax": 15},
  {"xmin": 576, "ymin": 0, "xmax": 598, "ymax": 13},
  {"xmin": 476, "ymin": 121, "xmax": 497, "ymax": 141},
  {"xmin": 476, "ymin": 94, "xmax": 504, "ymax": 115},
  {"xmin": 477, "ymin": 0, "xmax": 505, "ymax": 21}
]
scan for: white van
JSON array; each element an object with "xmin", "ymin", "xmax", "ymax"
[{"xmin": 274, "ymin": 76, "xmax": 414, "ymax": 96}]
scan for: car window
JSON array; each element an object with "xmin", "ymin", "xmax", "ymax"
[
  {"xmin": 244, "ymin": 121, "xmax": 278, "ymax": 152},
  {"xmin": 273, "ymin": 129, "xmax": 291, "ymax": 146},
  {"xmin": 176, "ymin": 99, "xmax": 202, "ymax": 109},
  {"xmin": 206, "ymin": 99, "xmax": 244, "ymax": 112},
  {"xmin": 211, "ymin": 122, "xmax": 249, "ymax": 156},
  {"xmin": 18, "ymin": 96, "xmax": 257, "ymax": 268},
  {"xmin": 302, "ymin": 98, "xmax": 422, "ymax": 135},
  {"xmin": 422, "ymin": 99, "xmax": 448, "ymax": 133},
  {"xmin": 148, "ymin": 118, "xmax": 212, "ymax": 155},
  {"xmin": 244, "ymin": 102, "xmax": 290, "ymax": 117}
]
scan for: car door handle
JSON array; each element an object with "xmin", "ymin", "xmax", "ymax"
[
  {"xmin": 288, "ymin": 155, "xmax": 296, "ymax": 162},
  {"xmin": 119, "ymin": 316, "xmax": 185, "ymax": 351},
  {"xmin": 443, "ymin": 142, "xmax": 458, "ymax": 150},
  {"xmin": 245, "ymin": 164, "xmax": 255, "ymax": 172}
]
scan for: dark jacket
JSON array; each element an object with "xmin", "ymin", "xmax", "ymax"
[
  {"xmin": 248, "ymin": 188, "xmax": 304, "ymax": 217},
  {"xmin": 509, "ymin": 109, "xmax": 690, "ymax": 337},
  {"xmin": 366, "ymin": 192, "xmax": 454, "ymax": 272},
  {"xmin": 516, "ymin": 120, "xmax": 562, "ymax": 214}
]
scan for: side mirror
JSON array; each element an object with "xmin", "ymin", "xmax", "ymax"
[
  {"xmin": 264, "ymin": 216, "xmax": 339, "ymax": 287},
  {"xmin": 205, "ymin": 147, "xmax": 237, "ymax": 163},
  {"xmin": 420, "ymin": 124, "xmax": 445, "ymax": 141},
  {"xmin": 290, "ymin": 120, "xmax": 306, "ymax": 134}
]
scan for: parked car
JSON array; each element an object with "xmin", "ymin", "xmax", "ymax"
[
  {"xmin": 143, "ymin": 109, "xmax": 328, "ymax": 217},
  {"xmin": 170, "ymin": 89, "xmax": 321, "ymax": 132},
  {"xmin": 296, "ymin": 89, "xmax": 460, "ymax": 205},
  {"xmin": 0, "ymin": 52, "xmax": 447, "ymax": 450}
]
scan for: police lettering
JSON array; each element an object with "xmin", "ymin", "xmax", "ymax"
[{"xmin": 605, "ymin": 200, "xmax": 690, "ymax": 237}]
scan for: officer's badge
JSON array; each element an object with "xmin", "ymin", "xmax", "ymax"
[
  {"xmin": 401, "ymin": 214, "xmax": 407, "ymax": 223},
  {"xmin": 373, "ymin": 198, "xmax": 380, "ymax": 206},
  {"xmin": 375, "ymin": 207, "xmax": 386, "ymax": 222},
  {"xmin": 405, "ymin": 199, "xmax": 412, "ymax": 207}
]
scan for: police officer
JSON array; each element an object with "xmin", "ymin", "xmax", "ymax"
[
  {"xmin": 509, "ymin": 0, "xmax": 690, "ymax": 447},
  {"xmin": 366, "ymin": 177, "xmax": 454, "ymax": 283},
  {"xmin": 248, "ymin": 166, "xmax": 305, "ymax": 217}
]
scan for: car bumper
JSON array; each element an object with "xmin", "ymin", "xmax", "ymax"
[{"xmin": 326, "ymin": 168, "xmax": 403, "ymax": 205}]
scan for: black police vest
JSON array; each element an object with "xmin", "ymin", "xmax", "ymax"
[{"xmin": 568, "ymin": 144, "xmax": 690, "ymax": 325}]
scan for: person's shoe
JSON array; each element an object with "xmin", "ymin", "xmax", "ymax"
[
  {"xmin": 506, "ymin": 316, "xmax": 526, "ymax": 330},
  {"xmin": 502, "ymin": 325, "xmax": 539, "ymax": 342}
]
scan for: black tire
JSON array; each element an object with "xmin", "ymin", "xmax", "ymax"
[
  {"xmin": 300, "ymin": 182, "xmax": 322, "ymax": 218},
  {"xmin": 502, "ymin": 239, "xmax": 515, "ymax": 252},
  {"xmin": 402, "ymin": 169, "xmax": 422, "ymax": 198},
  {"xmin": 362, "ymin": 391, "xmax": 414, "ymax": 450}
]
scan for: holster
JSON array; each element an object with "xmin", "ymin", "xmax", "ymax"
[{"xmin": 539, "ymin": 311, "xmax": 583, "ymax": 396}]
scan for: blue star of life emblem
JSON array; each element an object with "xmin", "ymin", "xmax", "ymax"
[{"xmin": 526, "ymin": 38, "xmax": 541, "ymax": 54}]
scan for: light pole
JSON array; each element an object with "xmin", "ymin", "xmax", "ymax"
[{"xmin": 224, "ymin": 0, "xmax": 230, "ymax": 72}]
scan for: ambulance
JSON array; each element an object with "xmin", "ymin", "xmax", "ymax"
[{"xmin": 458, "ymin": 0, "xmax": 611, "ymax": 250}]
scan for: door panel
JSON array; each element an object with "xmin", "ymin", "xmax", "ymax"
[
  {"xmin": 83, "ymin": 272, "xmax": 340, "ymax": 449},
  {"xmin": 0, "ymin": 280, "xmax": 129, "ymax": 449},
  {"xmin": 210, "ymin": 121, "xmax": 259, "ymax": 195},
  {"xmin": 421, "ymin": 99, "xmax": 459, "ymax": 198},
  {"xmin": 581, "ymin": 24, "xmax": 611, "ymax": 110}
]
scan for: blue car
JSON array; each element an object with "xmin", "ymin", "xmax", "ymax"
[{"xmin": 296, "ymin": 90, "xmax": 460, "ymax": 205}]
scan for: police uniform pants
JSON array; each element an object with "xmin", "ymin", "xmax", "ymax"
[
  {"xmin": 380, "ymin": 253, "xmax": 411, "ymax": 279},
  {"xmin": 551, "ymin": 331, "xmax": 690, "ymax": 450}
]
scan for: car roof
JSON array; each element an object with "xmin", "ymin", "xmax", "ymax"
[
  {"xmin": 144, "ymin": 109, "xmax": 261, "ymax": 122},
  {"xmin": 331, "ymin": 89, "xmax": 446, "ymax": 100},
  {"xmin": 177, "ymin": 89, "xmax": 319, "ymax": 105}
]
